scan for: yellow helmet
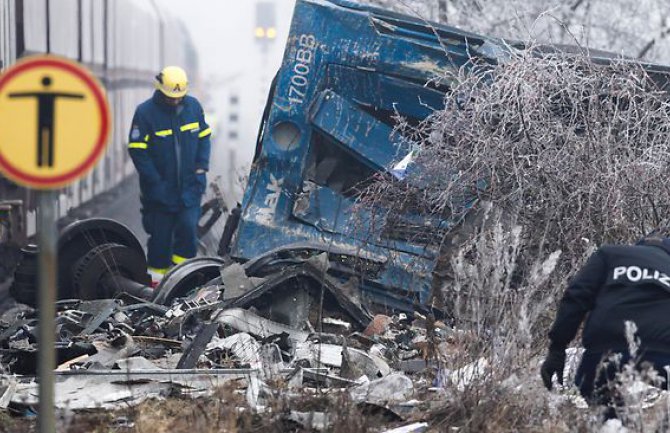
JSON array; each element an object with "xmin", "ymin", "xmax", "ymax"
[{"xmin": 155, "ymin": 66, "xmax": 189, "ymax": 98}]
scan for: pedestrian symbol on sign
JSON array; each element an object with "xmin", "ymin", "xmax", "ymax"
[
  {"xmin": 9, "ymin": 76, "xmax": 84, "ymax": 168},
  {"xmin": 0, "ymin": 56, "xmax": 110, "ymax": 190}
]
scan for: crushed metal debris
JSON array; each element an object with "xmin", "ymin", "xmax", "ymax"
[{"xmin": 0, "ymin": 245, "xmax": 457, "ymax": 430}]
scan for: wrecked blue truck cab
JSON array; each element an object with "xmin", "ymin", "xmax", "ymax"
[
  {"xmin": 2, "ymin": 0, "xmax": 510, "ymax": 312},
  {"xmin": 229, "ymin": 0, "xmax": 510, "ymax": 313}
]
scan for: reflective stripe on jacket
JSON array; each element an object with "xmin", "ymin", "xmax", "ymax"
[{"xmin": 128, "ymin": 91, "xmax": 212, "ymax": 209}]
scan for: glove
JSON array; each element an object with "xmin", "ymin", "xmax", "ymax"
[{"xmin": 541, "ymin": 348, "xmax": 566, "ymax": 390}]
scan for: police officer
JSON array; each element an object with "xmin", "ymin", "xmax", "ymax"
[
  {"xmin": 127, "ymin": 66, "xmax": 212, "ymax": 280},
  {"xmin": 541, "ymin": 234, "xmax": 670, "ymax": 412}
]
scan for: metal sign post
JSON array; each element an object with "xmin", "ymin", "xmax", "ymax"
[
  {"xmin": 0, "ymin": 56, "xmax": 111, "ymax": 433},
  {"xmin": 37, "ymin": 191, "xmax": 57, "ymax": 433}
]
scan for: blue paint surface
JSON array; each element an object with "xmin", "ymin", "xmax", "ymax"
[{"xmin": 230, "ymin": 0, "xmax": 509, "ymax": 312}]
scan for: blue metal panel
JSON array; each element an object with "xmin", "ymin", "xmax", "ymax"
[
  {"xmin": 231, "ymin": 0, "xmax": 510, "ymax": 311},
  {"xmin": 309, "ymin": 90, "xmax": 410, "ymax": 172},
  {"xmin": 292, "ymin": 181, "xmax": 357, "ymax": 234},
  {"xmin": 291, "ymin": 181, "xmax": 440, "ymax": 258},
  {"xmin": 324, "ymin": 65, "xmax": 446, "ymax": 119}
]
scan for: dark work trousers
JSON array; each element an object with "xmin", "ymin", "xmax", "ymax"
[
  {"xmin": 142, "ymin": 206, "xmax": 201, "ymax": 269},
  {"xmin": 576, "ymin": 349, "xmax": 670, "ymax": 415}
]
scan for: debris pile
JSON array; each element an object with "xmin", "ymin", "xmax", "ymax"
[{"xmin": 0, "ymin": 250, "xmax": 463, "ymax": 432}]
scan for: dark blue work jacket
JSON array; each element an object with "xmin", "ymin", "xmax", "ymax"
[{"xmin": 128, "ymin": 91, "xmax": 212, "ymax": 210}]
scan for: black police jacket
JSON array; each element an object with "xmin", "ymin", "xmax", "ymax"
[{"xmin": 549, "ymin": 244, "xmax": 670, "ymax": 353}]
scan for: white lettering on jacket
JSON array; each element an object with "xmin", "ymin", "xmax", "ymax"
[{"xmin": 613, "ymin": 266, "xmax": 670, "ymax": 288}]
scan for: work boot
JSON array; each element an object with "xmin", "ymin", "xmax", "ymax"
[{"xmin": 147, "ymin": 267, "xmax": 168, "ymax": 288}]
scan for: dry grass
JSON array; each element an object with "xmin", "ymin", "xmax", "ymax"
[{"xmin": 0, "ymin": 385, "xmax": 403, "ymax": 433}]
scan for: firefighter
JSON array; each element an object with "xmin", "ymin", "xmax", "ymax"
[
  {"xmin": 541, "ymin": 233, "xmax": 670, "ymax": 416},
  {"xmin": 127, "ymin": 66, "xmax": 212, "ymax": 281}
]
